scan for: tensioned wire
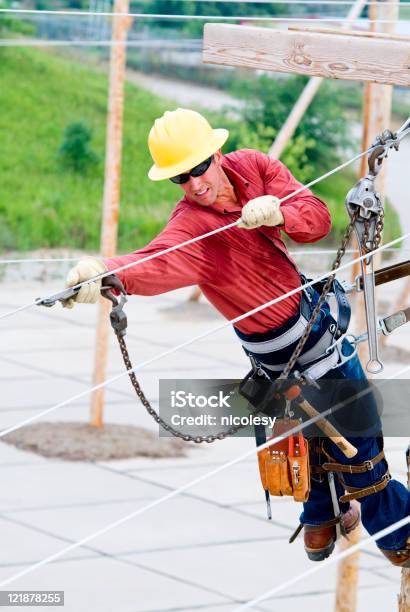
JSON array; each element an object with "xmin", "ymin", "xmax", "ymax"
[
  {"xmin": 234, "ymin": 516, "xmax": 410, "ymax": 610},
  {"xmin": 0, "ymin": 143, "xmax": 382, "ymax": 322},
  {"xmin": 0, "ymin": 229, "xmax": 409, "ymax": 440},
  {"xmin": 0, "ymin": 361, "xmax": 409, "ymax": 589},
  {"xmin": 127, "ymin": 0, "xmax": 406, "ymax": 5},
  {"xmin": 0, "ymin": 8, "xmax": 405, "ymax": 23},
  {"xmin": 1, "ymin": 247, "xmax": 409, "ymax": 264}
]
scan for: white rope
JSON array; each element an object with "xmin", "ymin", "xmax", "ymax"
[
  {"xmin": 0, "ymin": 230, "xmax": 408, "ymax": 440},
  {"xmin": 128, "ymin": 0, "xmax": 406, "ymax": 5},
  {"xmin": 0, "ymin": 258, "xmax": 78, "ymax": 264},
  {"xmin": 0, "ymin": 247, "xmax": 409, "ymax": 265},
  {"xmin": 43, "ymin": 149, "xmax": 378, "ymax": 293},
  {"xmin": 0, "ymin": 8, "xmax": 404, "ymax": 23},
  {"xmin": 0, "ymin": 144, "xmax": 375, "ymax": 322},
  {"xmin": 0, "ymin": 39, "xmax": 201, "ymax": 47},
  {"xmin": 1, "ymin": 361, "xmax": 409, "ymax": 589},
  {"xmin": 234, "ymin": 516, "xmax": 410, "ymax": 610}
]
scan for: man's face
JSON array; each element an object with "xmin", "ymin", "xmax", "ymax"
[{"xmin": 178, "ymin": 151, "xmax": 224, "ymax": 207}]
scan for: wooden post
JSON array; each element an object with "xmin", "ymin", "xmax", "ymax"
[
  {"xmin": 353, "ymin": 0, "xmax": 398, "ymax": 369},
  {"xmin": 268, "ymin": 0, "xmax": 368, "ymax": 160},
  {"xmin": 90, "ymin": 0, "xmax": 132, "ymax": 428},
  {"xmin": 335, "ymin": 521, "xmax": 362, "ymax": 612},
  {"xmin": 336, "ymin": 4, "xmax": 398, "ymax": 608},
  {"xmin": 397, "ymin": 445, "xmax": 410, "ymax": 611}
]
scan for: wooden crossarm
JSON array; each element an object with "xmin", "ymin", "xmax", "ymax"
[{"xmin": 203, "ymin": 24, "xmax": 410, "ymax": 87}]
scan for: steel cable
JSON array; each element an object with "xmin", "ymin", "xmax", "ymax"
[
  {"xmin": 0, "ymin": 230, "xmax": 409, "ymax": 440},
  {"xmin": 0, "ymin": 361, "xmax": 409, "ymax": 588},
  {"xmin": 0, "ymin": 144, "xmax": 378, "ymax": 322},
  {"xmin": 0, "ymin": 7, "xmax": 406, "ymax": 23},
  {"xmin": 0, "ymin": 247, "xmax": 409, "ymax": 265},
  {"xmin": 233, "ymin": 515, "xmax": 410, "ymax": 610}
]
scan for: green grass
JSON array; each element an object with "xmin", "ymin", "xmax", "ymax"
[
  {"xmin": 0, "ymin": 47, "xmax": 181, "ymax": 251},
  {"xmin": 0, "ymin": 47, "xmax": 402, "ymax": 253}
]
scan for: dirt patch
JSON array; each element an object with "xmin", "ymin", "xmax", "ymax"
[{"xmin": 2, "ymin": 422, "xmax": 188, "ymax": 462}]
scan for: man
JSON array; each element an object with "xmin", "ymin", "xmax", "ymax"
[{"xmin": 64, "ymin": 108, "xmax": 409, "ymax": 565}]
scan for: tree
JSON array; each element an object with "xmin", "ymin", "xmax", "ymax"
[{"xmin": 59, "ymin": 121, "xmax": 99, "ymax": 173}]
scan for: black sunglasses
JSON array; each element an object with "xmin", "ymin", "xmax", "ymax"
[{"xmin": 170, "ymin": 156, "xmax": 213, "ymax": 184}]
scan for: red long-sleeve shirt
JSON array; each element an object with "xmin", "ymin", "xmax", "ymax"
[{"xmin": 105, "ymin": 149, "xmax": 331, "ymax": 334}]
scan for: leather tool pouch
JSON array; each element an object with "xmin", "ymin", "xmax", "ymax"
[{"xmin": 257, "ymin": 419, "xmax": 311, "ymax": 502}]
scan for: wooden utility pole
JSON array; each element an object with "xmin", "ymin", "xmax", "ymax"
[
  {"xmin": 352, "ymin": 0, "xmax": 398, "ymax": 369},
  {"xmin": 268, "ymin": 0, "xmax": 367, "ymax": 160},
  {"xmin": 90, "ymin": 0, "xmax": 132, "ymax": 428},
  {"xmin": 398, "ymin": 445, "xmax": 410, "ymax": 611},
  {"xmin": 203, "ymin": 12, "xmax": 406, "ymax": 610},
  {"xmin": 335, "ymin": 521, "xmax": 362, "ymax": 612}
]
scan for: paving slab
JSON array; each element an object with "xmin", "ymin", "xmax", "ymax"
[
  {"xmin": 0, "ymin": 517, "xmax": 93, "ymax": 566},
  {"xmin": 0, "ymin": 277, "xmax": 409, "ymax": 611},
  {"xmin": 0, "ymin": 460, "xmax": 159, "ymax": 511},
  {"xmin": 9, "ymin": 493, "xmax": 285, "ymax": 557},
  {"xmin": 0, "ymin": 556, "xmax": 228, "ymax": 612},
  {"xmin": 128, "ymin": 537, "xmax": 388, "ymax": 604}
]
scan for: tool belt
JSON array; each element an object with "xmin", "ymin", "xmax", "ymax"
[{"xmin": 257, "ymin": 419, "xmax": 311, "ymax": 503}]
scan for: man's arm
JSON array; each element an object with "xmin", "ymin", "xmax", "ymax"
[
  {"xmin": 63, "ymin": 211, "xmax": 218, "ymax": 307},
  {"xmin": 104, "ymin": 216, "xmax": 217, "ymax": 295},
  {"xmin": 256, "ymin": 152, "xmax": 332, "ymax": 243}
]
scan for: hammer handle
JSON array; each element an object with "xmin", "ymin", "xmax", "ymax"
[{"xmin": 298, "ymin": 398, "xmax": 358, "ymax": 459}]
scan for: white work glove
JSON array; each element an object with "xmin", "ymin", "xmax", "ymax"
[
  {"xmin": 238, "ymin": 195, "xmax": 284, "ymax": 229},
  {"xmin": 62, "ymin": 256, "xmax": 107, "ymax": 308}
]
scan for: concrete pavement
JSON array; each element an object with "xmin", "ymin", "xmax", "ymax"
[{"xmin": 0, "ymin": 255, "xmax": 409, "ymax": 611}]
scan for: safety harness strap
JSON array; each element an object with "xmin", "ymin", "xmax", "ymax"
[
  {"xmin": 289, "ymin": 514, "xmax": 346, "ymax": 544},
  {"xmin": 339, "ymin": 472, "xmax": 391, "ymax": 503},
  {"xmin": 322, "ymin": 449, "xmax": 385, "ymax": 474}
]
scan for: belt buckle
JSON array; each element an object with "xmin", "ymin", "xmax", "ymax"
[
  {"xmin": 364, "ymin": 459, "xmax": 374, "ymax": 471},
  {"xmin": 303, "ymin": 287, "xmax": 313, "ymax": 303},
  {"xmin": 326, "ymin": 334, "xmax": 358, "ymax": 368}
]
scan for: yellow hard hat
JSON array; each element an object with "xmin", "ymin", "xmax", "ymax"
[{"xmin": 148, "ymin": 108, "xmax": 229, "ymax": 181}]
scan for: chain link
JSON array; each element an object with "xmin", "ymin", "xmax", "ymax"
[
  {"xmin": 374, "ymin": 209, "xmax": 385, "ymax": 250},
  {"xmin": 117, "ymin": 335, "xmax": 262, "ymax": 443}
]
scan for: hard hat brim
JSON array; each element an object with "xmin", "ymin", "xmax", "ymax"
[{"xmin": 148, "ymin": 128, "xmax": 229, "ymax": 181}]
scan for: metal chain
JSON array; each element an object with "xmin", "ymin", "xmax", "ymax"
[
  {"xmin": 114, "ymin": 213, "xmax": 358, "ymax": 441},
  {"xmin": 116, "ymin": 335, "xmax": 261, "ymax": 443},
  {"xmin": 374, "ymin": 209, "xmax": 385, "ymax": 250},
  {"xmin": 362, "ymin": 209, "xmax": 384, "ymax": 253},
  {"xmin": 113, "ymin": 211, "xmax": 360, "ymax": 441},
  {"xmin": 277, "ymin": 210, "xmax": 359, "ymax": 383},
  {"xmin": 363, "ymin": 219, "xmax": 370, "ymax": 253}
]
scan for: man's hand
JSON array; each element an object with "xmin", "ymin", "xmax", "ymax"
[
  {"xmin": 238, "ymin": 195, "xmax": 284, "ymax": 230},
  {"xmin": 62, "ymin": 256, "xmax": 107, "ymax": 308}
]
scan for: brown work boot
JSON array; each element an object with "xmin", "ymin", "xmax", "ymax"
[
  {"xmin": 303, "ymin": 501, "xmax": 361, "ymax": 562},
  {"xmin": 378, "ymin": 538, "xmax": 410, "ymax": 568}
]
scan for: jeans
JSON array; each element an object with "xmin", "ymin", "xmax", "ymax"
[
  {"xmin": 300, "ymin": 341, "xmax": 410, "ymax": 551},
  {"xmin": 241, "ymin": 296, "xmax": 410, "ymax": 551}
]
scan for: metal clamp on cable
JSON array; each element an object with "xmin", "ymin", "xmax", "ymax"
[
  {"xmin": 36, "ymin": 285, "xmax": 81, "ymax": 307},
  {"xmin": 100, "ymin": 274, "xmax": 128, "ymax": 338}
]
